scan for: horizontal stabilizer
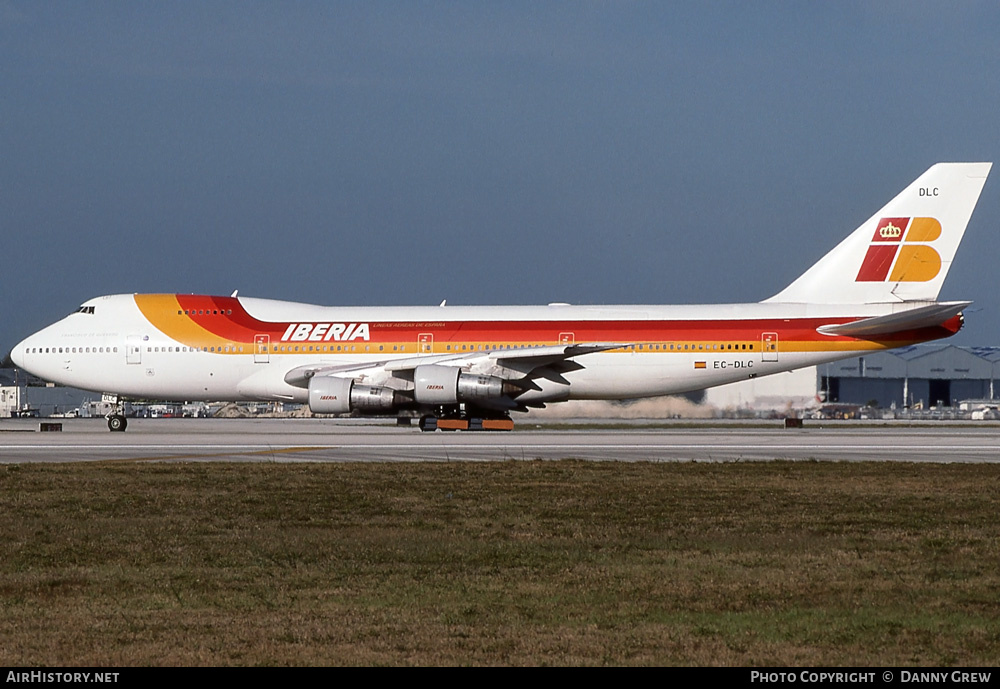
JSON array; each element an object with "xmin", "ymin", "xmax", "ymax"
[{"xmin": 816, "ymin": 301, "xmax": 970, "ymax": 337}]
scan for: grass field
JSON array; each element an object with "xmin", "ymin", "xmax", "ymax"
[{"xmin": 1, "ymin": 460, "xmax": 998, "ymax": 666}]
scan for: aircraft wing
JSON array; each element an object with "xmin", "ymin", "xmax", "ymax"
[
  {"xmin": 816, "ymin": 301, "xmax": 971, "ymax": 338},
  {"xmin": 283, "ymin": 352, "xmax": 469, "ymax": 388},
  {"xmin": 283, "ymin": 342, "xmax": 629, "ymax": 388},
  {"xmin": 484, "ymin": 343, "xmax": 628, "ymax": 374}
]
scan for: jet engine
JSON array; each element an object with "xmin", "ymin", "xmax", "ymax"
[
  {"xmin": 308, "ymin": 366, "xmax": 523, "ymax": 415},
  {"xmin": 413, "ymin": 365, "xmax": 518, "ymax": 406},
  {"xmin": 308, "ymin": 376, "xmax": 397, "ymax": 414}
]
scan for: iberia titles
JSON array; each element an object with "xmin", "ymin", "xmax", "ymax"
[{"xmin": 280, "ymin": 323, "xmax": 371, "ymax": 342}]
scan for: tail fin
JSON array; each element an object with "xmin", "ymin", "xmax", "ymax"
[{"xmin": 765, "ymin": 162, "xmax": 991, "ymax": 304}]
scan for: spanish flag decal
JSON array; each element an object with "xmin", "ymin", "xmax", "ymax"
[{"xmin": 694, "ymin": 361, "xmax": 707, "ymax": 369}]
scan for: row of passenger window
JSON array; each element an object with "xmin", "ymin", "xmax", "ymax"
[
  {"xmin": 637, "ymin": 343, "xmax": 756, "ymax": 351},
  {"xmin": 265, "ymin": 342, "xmax": 759, "ymax": 353},
  {"xmin": 24, "ymin": 345, "xmax": 246, "ymax": 354},
  {"xmin": 443, "ymin": 343, "xmax": 757, "ymax": 352},
  {"xmin": 147, "ymin": 346, "xmax": 244, "ymax": 353},
  {"xmin": 27, "ymin": 341, "xmax": 761, "ymax": 357},
  {"xmin": 25, "ymin": 346, "xmax": 118, "ymax": 354},
  {"xmin": 267, "ymin": 343, "xmax": 552, "ymax": 353},
  {"xmin": 177, "ymin": 309, "xmax": 233, "ymax": 316}
]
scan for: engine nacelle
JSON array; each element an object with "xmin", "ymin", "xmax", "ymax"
[
  {"xmin": 308, "ymin": 376, "xmax": 397, "ymax": 414},
  {"xmin": 413, "ymin": 365, "xmax": 506, "ymax": 405}
]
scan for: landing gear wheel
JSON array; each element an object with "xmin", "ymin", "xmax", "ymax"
[
  {"xmin": 418, "ymin": 408, "xmax": 514, "ymax": 432},
  {"xmin": 108, "ymin": 415, "xmax": 127, "ymax": 432}
]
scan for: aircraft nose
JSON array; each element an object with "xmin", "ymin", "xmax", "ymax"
[{"xmin": 7, "ymin": 341, "xmax": 27, "ymax": 370}]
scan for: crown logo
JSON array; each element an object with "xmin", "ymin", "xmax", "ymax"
[{"xmin": 879, "ymin": 222, "xmax": 902, "ymax": 239}]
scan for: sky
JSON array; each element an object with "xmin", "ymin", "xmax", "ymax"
[{"xmin": 3, "ymin": 1, "xmax": 1000, "ymax": 354}]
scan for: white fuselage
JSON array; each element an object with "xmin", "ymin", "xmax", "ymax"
[{"xmin": 10, "ymin": 293, "xmax": 959, "ymax": 407}]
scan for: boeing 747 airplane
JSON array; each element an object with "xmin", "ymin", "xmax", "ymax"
[{"xmin": 10, "ymin": 163, "xmax": 992, "ymax": 431}]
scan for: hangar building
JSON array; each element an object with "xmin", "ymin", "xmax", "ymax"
[
  {"xmin": 707, "ymin": 344, "xmax": 1000, "ymax": 411},
  {"xmin": 818, "ymin": 344, "xmax": 1000, "ymax": 408}
]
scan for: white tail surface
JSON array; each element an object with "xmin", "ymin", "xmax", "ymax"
[{"xmin": 765, "ymin": 162, "xmax": 991, "ymax": 304}]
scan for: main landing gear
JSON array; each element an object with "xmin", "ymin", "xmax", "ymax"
[
  {"xmin": 418, "ymin": 407, "xmax": 514, "ymax": 432},
  {"xmin": 105, "ymin": 395, "xmax": 128, "ymax": 432}
]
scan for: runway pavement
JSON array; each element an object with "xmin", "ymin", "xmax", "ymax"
[{"xmin": 2, "ymin": 417, "xmax": 999, "ymax": 463}]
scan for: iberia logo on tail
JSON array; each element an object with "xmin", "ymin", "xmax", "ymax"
[{"xmin": 855, "ymin": 217, "xmax": 942, "ymax": 282}]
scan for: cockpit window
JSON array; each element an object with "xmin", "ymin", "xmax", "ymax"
[{"xmin": 74, "ymin": 306, "xmax": 96, "ymax": 315}]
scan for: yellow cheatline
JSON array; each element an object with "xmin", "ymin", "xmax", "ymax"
[{"xmin": 134, "ymin": 294, "xmax": 232, "ymax": 349}]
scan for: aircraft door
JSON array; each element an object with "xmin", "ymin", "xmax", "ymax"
[
  {"xmin": 254, "ymin": 334, "xmax": 270, "ymax": 363},
  {"xmin": 559, "ymin": 332, "xmax": 575, "ymax": 344},
  {"xmin": 762, "ymin": 332, "xmax": 778, "ymax": 362},
  {"xmin": 126, "ymin": 336, "xmax": 142, "ymax": 365},
  {"xmin": 418, "ymin": 333, "xmax": 433, "ymax": 354}
]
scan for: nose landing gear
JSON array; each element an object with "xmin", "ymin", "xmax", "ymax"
[{"xmin": 105, "ymin": 395, "xmax": 128, "ymax": 432}]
